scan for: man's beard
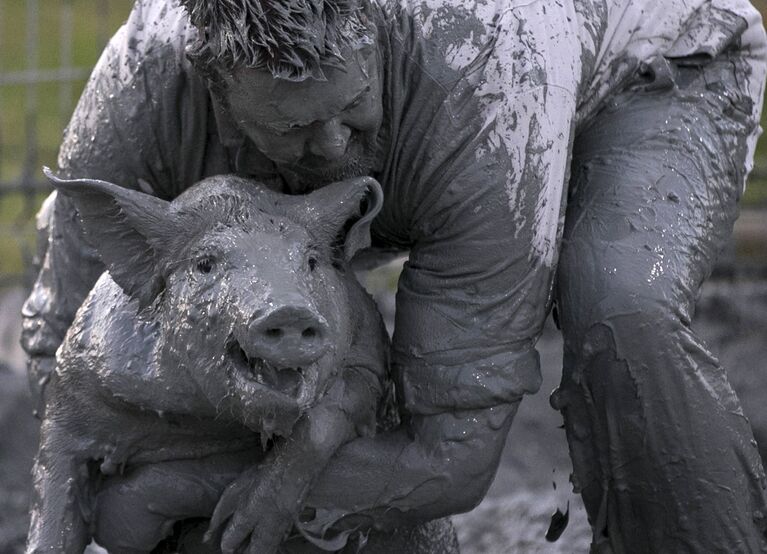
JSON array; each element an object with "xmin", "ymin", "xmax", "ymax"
[{"xmin": 277, "ymin": 132, "xmax": 380, "ymax": 194}]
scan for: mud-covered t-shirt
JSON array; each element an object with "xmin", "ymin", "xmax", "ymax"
[{"xmin": 40, "ymin": 0, "xmax": 766, "ymax": 415}]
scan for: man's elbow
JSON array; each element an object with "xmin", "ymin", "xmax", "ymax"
[
  {"xmin": 374, "ymin": 445, "xmax": 496, "ymax": 529},
  {"xmin": 435, "ymin": 443, "xmax": 499, "ymax": 515},
  {"xmin": 413, "ymin": 405, "xmax": 516, "ymax": 517}
]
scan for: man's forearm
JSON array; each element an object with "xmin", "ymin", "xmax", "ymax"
[{"xmin": 304, "ymin": 401, "xmax": 519, "ymax": 530}]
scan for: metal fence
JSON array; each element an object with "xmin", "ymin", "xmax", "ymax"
[
  {"xmin": 0, "ymin": 0, "xmax": 132, "ymax": 286},
  {"xmin": 0, "ymin": 0, "xmax": 127, "ymax": 191}
]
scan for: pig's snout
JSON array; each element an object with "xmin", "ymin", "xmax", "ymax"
[{"xmin": 247, "ymin": 306, "xmax": 330, "ymax": 368}]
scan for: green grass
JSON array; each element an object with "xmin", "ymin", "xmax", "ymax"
[
  {"xmin": 0, "ymin": 191, "xmax": 48, "ymax": 282},
  {"xmin": 0, "ymin": 0, "xmax": 134, "ymax": 183},
  {"xmin": 0, "ymin": 1, "xmax": 132, "ymax": 281},
  {"xmin": 746, "ymin": 176, "xmax": 767, "ymax": 204}
]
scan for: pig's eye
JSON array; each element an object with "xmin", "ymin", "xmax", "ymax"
[
  {"xmin": 196, "ymin": 256, "xmax": 216, "ymax": 274},
  {"xmin": 308, "ymin": 257, "xmax": 318, "ymax": 272}
]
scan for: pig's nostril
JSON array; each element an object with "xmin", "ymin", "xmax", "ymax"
[
  {"xmin": 265, "ymin": 328, "xmax": 283, "ymax": 339},
  {"xmin": 302, "ymin": 327, "xmax": 317, "ymax": 339}
]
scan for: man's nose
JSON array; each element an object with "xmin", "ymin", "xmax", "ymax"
[{"xmin": 307, "ymin": 118, "xmax": 351, "ymax": 161}]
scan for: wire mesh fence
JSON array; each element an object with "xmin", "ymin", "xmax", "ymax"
[{"xmin": 0, "ymin": 0, "xmax": 132, "ymax": 287}]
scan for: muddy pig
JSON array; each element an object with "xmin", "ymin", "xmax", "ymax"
[{"xmin": 27, "ymin": 169, "xmax": 391, "ymax": 553}]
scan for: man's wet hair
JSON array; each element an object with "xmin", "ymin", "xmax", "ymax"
[{"xmin": 181, "ymin": 0, "xmax": 374, "ymax": 82}]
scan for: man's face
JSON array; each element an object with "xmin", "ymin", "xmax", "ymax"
[{"xmin": 222, "ymin": 47, "xmax": 383, "ymax": 192}]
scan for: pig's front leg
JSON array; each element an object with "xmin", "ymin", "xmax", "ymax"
[
  {"xmin": 27, "ymin": 419, "xmax": 92, "ymax": 554},
  {"xmin": 209, "ymin": 367, "xmax": 379, "ymax": 554}
]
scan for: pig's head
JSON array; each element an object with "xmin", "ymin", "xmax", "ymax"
[{"xmin": 44, "ymin": 168, "xmax": 383, "ymax": 438}]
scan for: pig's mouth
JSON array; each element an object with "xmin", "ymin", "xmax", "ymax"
[{"xmin": 226, "ymin": 338, "xmax": 318, "ymax": 404}]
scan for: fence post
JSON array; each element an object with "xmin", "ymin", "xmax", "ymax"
[
  {"xmin": 0, "ymin": 0, "xmax": 4, "ymax": 187},
  {"xmin": 23, "ymin": 0, "xmax": 39, "ymax": 190},
  {"xmin": 20, "ymin": 0, "xmax": 40, "ymax": 286},
  {"xmin": 60, "ymin": 0, "xmax": 74, "ymax": 133}
]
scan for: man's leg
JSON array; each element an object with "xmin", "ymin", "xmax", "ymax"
[{"xmin": 555, "ymin": 53, "xmax": 767, "ymax": 552}]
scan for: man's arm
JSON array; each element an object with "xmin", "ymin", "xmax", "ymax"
[
  {"xmin": 306, "ymin": 404, "xmax": 519, "ymax": 528},
  {"xmin": 86, "ymin": 2, "xmax": 581, "ymax": 547},
  {"xmin": 298, "ymin": 0, "xmax": 583, "ymax": 531},
  {"xmin": 308, "ymin": 8, "xmax": 575, "ymax": 528}
]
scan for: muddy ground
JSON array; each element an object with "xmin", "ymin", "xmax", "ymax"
[{"xmin": 1, "ymin": 276, "xmax": 766, "ymax": 553}]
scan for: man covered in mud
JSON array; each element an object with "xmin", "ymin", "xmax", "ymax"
[{"xmin": 21, "ymin": 0, "xmax": 767, "ymax": 551}]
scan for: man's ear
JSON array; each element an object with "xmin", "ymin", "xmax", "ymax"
[
  {"xmin": 44, "ymin": 167, "xmax": 174, "ymax": 308},
  {"xmin": 299, "ymin": 177, "xmax": 384, "ymax": 262}
]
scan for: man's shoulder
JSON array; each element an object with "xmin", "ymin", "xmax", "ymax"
[
  {"xmin": 376, "ymin": 0, "xmax": 499, "ymax": 73},
  {"xmin": 60, "ymin": 0, "xmax": 214, "ymax": 199},
  {"xmin": 127, "ymin": 0, "xmax": 195, "ymax": 55},
  {"xmin": 100, "ymin": 0, "xmax": 195, "ymax": 84},
  {"xmin": 371, "ymin": 0, "xmax": 585, "ymax": 253},
  {"xmin": 377, "ymin": 0, "xmax": 495, "ymax": 25},
  {"xmin": 376, "ymin": 0, "xmax": 586, "ymax": 85}
]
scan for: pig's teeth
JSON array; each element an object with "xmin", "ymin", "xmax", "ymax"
[
  {"xmin": 249, "ymin": 362, "xmax": 266, "ymax": 383},
  {"xmin": 227, "ymin": 339, "xmax": 261, "ymax": 381},
  {"xmin": 296, "ymin": 370, "xmax": 319, "ymax": 407},
  {"xmin": 246, "ymin": 354, "xmax": 269, "ymax": 381},
  {"xmin": 262, "ymin": 363, "xmax": 279, "ymax": 385}
]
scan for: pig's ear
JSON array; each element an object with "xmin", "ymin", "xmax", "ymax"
[
  {"xmin": 304, "ymin": 177, "xmax": 384, "ymax": 262},
  {"xmin": 44, "ymin": 167, "xmax": 173, "ymax": 308}
]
